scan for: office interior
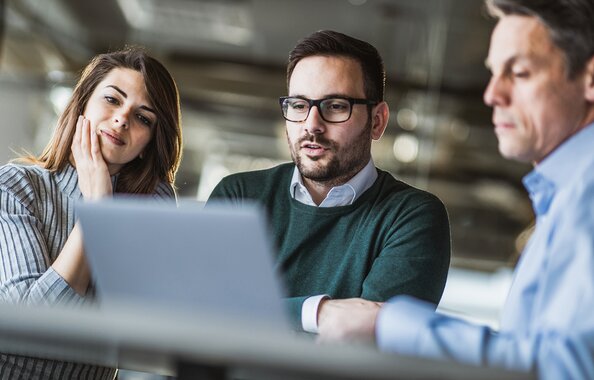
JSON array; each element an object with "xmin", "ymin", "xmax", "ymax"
[{"xmin": 0, "ymin": 0, "xmax": 534, "ymax": 378}]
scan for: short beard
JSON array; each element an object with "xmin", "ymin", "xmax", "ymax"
[{"xmin": 289, "ymin": 118, "xmax": 373, "ymax": 187}]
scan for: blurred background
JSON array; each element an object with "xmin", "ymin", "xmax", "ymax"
[{"xmin": 0, "ymin": 0, "xmax": 534, "ymax": 327}]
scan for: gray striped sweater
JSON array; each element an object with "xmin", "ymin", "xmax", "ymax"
[{"xmin": 0, "ymin": 163, "xmax": 174, "ymax": 379}]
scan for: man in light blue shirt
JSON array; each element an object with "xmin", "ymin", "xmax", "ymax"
[{"xmin": 315, "ymin": 0, "xmax": 594, "ymax": 378}]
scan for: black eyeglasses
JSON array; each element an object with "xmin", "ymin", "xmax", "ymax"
[{"xmin": 279, "ymin": 96, "xmax": 378, "ymax": 123}]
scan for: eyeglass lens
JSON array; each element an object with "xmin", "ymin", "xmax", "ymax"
[{"xmin": 283, "ymin": 98, "xmax": 352, "ymax": 123}]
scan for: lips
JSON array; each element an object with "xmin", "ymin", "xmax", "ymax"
[
  {"xmin": 300, "ymin": 142, "xmax": 329, "ymax": 158},
  {"xmin": 493, "ymin": 118, "xmax": 516, "ymax": 132},
  {"xmin": 100, "ymin": 129, "xmax": 125, "ymax": 146},
  {"xmin": 492, "ymin": 110, "xmax": 516, "ymax": 130},
  {"xmin": 494, "ymin": 121, "xmax": 514, "ymax": 128},
  {"xmin": 301, "ymin": 142, "xmax": 326, "ymax": 149}
]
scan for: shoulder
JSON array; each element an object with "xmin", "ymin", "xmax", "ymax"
[
  {"xmin": 213, "ymin": 163, "xmax": 293, "ymax": 194},
  {"xmin": 152, "ymin": 181, "xmax": 176, "ymax": 200},
  {"xmin": 221, "ymin": 163, "xmax": 293, "ymax": 185},
  {"xmin": 0, "ymin": 164, "xmax": 48, "ymax": 209},
  {"xmin": 558, "ymin": 165, "xmax": 594, "ymax": 222},
  {"xmin": 208, "ymin": 163, "xmax": 294, "ymax": 203},
  {"xmin": 0, "ymin": 163, "xmax": 46, "ymax": 193},
  {"xmin": 375, "ymin": 169, "xmax": 446, "ymax": 210}
]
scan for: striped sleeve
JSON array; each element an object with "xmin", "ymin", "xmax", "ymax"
[{"xmin": 0, "ymin": 166, "xmax": 83, "ymax": 305}]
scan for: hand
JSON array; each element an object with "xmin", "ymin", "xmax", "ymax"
[
  {"xmin": 71, "ymin": 115, "xmax": 112, "ymax": 200},
  {"xmin": 316, "ymin": 298, "xmax": 383, "ymax": 344}
]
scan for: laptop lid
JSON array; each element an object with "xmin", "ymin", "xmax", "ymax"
[{"xmin": 77, "ymin": 199, "xmax": 289, "ymax": 330}]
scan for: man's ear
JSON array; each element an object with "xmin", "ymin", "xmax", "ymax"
[
  {"xmin": 371, "ymin": 101, "xmax": 390, "ymax": 140},
  {"xmin": 584, "ymin": 56, "xmax": 594, "ymax": 102}
]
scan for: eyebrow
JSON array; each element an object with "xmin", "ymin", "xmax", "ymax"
[
  {"xmin": 484, "ymin": 55, "xmax": 518, "ymax": 73},
  {"xmin": 105, "ymin": 85, "xmax": 157, "ymax": 115},
  {"xmin": 485, "ymin": 51, "xmax": 547, "ymax": 72},
  {"xmin": 289, "ymin": 93, "xmax": 356, "ymax": 99}
]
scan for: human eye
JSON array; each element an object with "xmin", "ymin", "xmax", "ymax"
[
  {"xmin": 104, "ymin": 95, "xmax": 119, "ymax": 105},
  {"xmin": 137, "ymin": 113, "xmax": 154, "ymax": 127},
  {"xmin": 323, "ymin": 99, "xmax": 350, "ymax": 113},
  {"xmin": 512, "ymin": 70, "xmax": 529, "ymax": 79},
  {"xmin": 289, "ymin": 98, "xmax": 308, "ymax": 112},
  {"xmin": 509, "ymin": 63, "xmax": 530, "ymax": 79}
]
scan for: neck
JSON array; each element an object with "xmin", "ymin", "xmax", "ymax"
[
  {"xmin": 533, "ymin": 111, "xmax": 594, "ymax": 165},
  {"xmin": 581, "ymin": 107, "xmax": 594, "ymax": 131},
  {"xmin": 107, "ymin": 163, "xmax": 122, "ymax": 176},
  {"xmin": 300, "ymin": 161, "xmax": 367, "ymax": 205}
]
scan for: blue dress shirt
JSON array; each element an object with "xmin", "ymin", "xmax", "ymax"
[{"xmin": 376, "ymin": 123, "xmax": 594, "ymax": 379}]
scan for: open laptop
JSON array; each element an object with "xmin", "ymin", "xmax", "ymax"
[{"xmin": 77, "ymin": 198, "xmax": 289, "ymax": 330}]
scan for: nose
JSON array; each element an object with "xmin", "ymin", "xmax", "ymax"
[
  {"xmin": 303, "ymin": 105, "xmax": 325, "ymax": 135},
  {"xmin": 113, "ymin": 110, "xmax": 129, "ymax": 129},
  {"xmin": 483, "ymin": 74, "xmax": 510, "ymax": 107},
  {"xmin": 113, "ymin": 113, "xmax": 128, "ymax": 129}
]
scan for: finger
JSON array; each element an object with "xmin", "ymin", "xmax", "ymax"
[
  {"xmin": 90, "ymin": 121, "xmax": 103, "ymax": 162},
  {"xmin": 71, "ymin": 115, "xmax": 84, "ymax": 160},
  {"xmin": 81, "ymin": 118, "xmax": 92, "ymax": 156}
]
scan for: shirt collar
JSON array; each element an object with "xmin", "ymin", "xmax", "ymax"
[
  {"xmin": 289, "ymin": 159, "xmax": 377, "ymax": 207},
  {"xmin": 523, "ymin": 122, "xmax": 594, "ymax": 215}
]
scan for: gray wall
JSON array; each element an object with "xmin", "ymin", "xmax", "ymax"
[{"xmin": 0, "ymin": 76, "xmax": 49, "ymax": 165}]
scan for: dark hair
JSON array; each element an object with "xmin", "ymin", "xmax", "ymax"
[
  {"xmin": 23, "ymin": 47, "xmax": 183, "ymax": 194},
  {"xmin": 286, "ymin": 30, "xmax": 386, "ymax": 101},
  {"xmin": 486, "ymin": 0, "xmax": 594, "ymax": 78}
]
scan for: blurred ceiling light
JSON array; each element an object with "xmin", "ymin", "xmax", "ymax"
[
  {"xmin": 473, "ymin": 180, "xmax": 532, "ymax": 218},
  {"xmin": 392, "ymin": 133, "xmax": 419, "ymax": 163},
  {"xmin": 49, "ymin": 85, "xmax": 72, "ymax": 114},
  {"xmin": 47, "ymin": 70, "xmax": 67, "ymax": 82},
  {"xmin": 396, "ymin": 108, "xmax": 418, "ymax": 131},
  {"xmin": 449, "ymin": 118, "xmax": 470, "ymax": 141},
  {"xmin": 116, "ymin": 0, "xmax": 254, "ymax": 47},
  {"xmin": 116, "ymin": 0, "xmax": 147, "ymax": 28}
]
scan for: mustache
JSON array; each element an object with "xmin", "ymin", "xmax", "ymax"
[{"xmin": 297, "ymin": 132, "xmax": 334, "ymax": 147}]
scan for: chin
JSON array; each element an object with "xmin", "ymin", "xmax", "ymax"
[
  {"xmin": 498, "ymin": 146, "xmax": 530, "ymax": 163},
  {"xmin": 298, "ymin": 163, "xmax": 329, "ymax": 179}
]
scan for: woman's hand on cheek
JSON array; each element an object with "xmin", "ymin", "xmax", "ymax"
[{"xmin": 71, "ymin": 115, "xmax": 113, "ymax": 200}]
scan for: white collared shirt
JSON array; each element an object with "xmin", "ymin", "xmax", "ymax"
[
  {"xmin": 289, "ymin": 159, "xmax": 378, "ymax": 333},
  {"xmin": 289, "ymin": 159, "xmax": 377, "ymax": 207}
]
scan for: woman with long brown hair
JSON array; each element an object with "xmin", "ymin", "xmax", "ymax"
[{"xmin": 0, "ymin": 47, "xmax": 182, "ymax": 379}]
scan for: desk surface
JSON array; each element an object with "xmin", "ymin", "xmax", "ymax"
[{"xmin": 0, "ymin": 303, "xmax": 533, "ymax": 380}]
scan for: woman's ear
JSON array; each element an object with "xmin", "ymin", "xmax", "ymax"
[{"xmin": 371, "ymin": 101, "xmax": 390, "ymax": 140}]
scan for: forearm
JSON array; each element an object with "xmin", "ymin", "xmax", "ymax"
[
  {"xmin": 317, "ymin": 298, "xmax": 382, "ymax": 343},
  {"xmin": 376, "ymin": 296, "xmax": 531, "ymax": 369},
  {"xmin": 0, "ymin": 201, "xmax": 84, "ymax": 304},
  {"xmin": 51, "ymin": 223, "xmax": 91, "ymax": 295},
  {"xmin": 0, "ymin": 267, "xmax": 84, "ymax": 305}
]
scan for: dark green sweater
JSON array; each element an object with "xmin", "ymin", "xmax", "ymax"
[{"xmin": 207, "ymin": 163, "xmax": 450, "ymax": 329}]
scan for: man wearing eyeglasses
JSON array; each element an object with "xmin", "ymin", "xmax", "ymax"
[{"xmin": 207, "ymin": 30, "xmax": 450, "ymax": 334}]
